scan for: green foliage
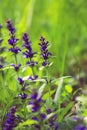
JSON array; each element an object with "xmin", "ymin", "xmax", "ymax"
[
  {"xmin": 0, "ymin": 0, "xmax": 87, "ymax": 129},
  {"xmin": 0, "ymin": 0, "xmax": 87, "ymax": 75}
]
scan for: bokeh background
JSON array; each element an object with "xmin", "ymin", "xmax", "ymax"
[{"xmin": 0, "ymin": 0, "xmax": 87, "ymax": 76}]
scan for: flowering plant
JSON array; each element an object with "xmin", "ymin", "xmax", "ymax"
[{"xmin": 0, "ymin": 20, "xmax": 86, "ymax": 130}]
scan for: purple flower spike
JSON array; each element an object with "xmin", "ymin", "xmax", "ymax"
[
  {"xmin": 6, "ymin": 20, "xmax": 15, "ymax": 35},
  {"xmin": 28, "ymin": 90, "xmax": 43, "ymax": 113},
  {"xmin": 39, "ymin": 36, "xmax": 52, "ymax": 66},
  {"xmin": 6, "ymin": 20, "xmax": 20, "ymax": 58},
  {"xmin": 74, "ymin": 125, "xmax": 87, "ymax": 130},
  {"xmin": 2, "ymin": 106, "xmax": 20, "ymax": 130},
  {"xmin": 22, "ymin": 33, "xmax": 29, "ymax": 42},
  {"xmin": 22, "ymin": 33, "xmax": 37, "ymax": 65}
]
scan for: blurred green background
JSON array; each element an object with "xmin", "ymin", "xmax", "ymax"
[{"xmin": 0, "ymin": 0, "xmax": 87, "ymax": 76}]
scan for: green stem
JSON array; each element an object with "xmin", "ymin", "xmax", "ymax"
[
  {"xmin": 14, "ymin": 54, "xmax": 19, "ymax": 77},
  {"xmin": 14, "ymin": 54, "xmax": 17, "ymax": 65},
  {"xmin": 30, "ymin": 58, "xmax": 35, "ymax": 76},
  {"xmin": 46, "ymin": 65, "xmax": 51, "ymax": 100},
  {"xmin": 61, "ymin": 35, "xmax": 68, "ymax": 76}
]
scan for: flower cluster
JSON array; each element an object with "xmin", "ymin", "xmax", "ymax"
[
  {"xmin": 22, "ymin": 33, "xmax": 38, "ymax": 81},
  {"xmin": 46, "ymin": 108, "xmax": 59, "ymax": 130},
  {"xmin": 5, "ymin": 20, "xmax": 57, "ymax": 130},
  {"xmin": 2, "ymin": 106, "xmax": 20, "ymax": 130},
  {"xmin": 28, "ymin": 90, "xmax": 47, "ymax": 129},
  {"xmin": 22, "ymin": 33, "xmax": 37, "ymax": 66},
  {"xmin": 28, "ymin": 90, "xmax": 59, "ymax": 130},
  {"xmin": 18, "ymin": 77, "xmax": 27, "ymax": 100},
  {"xmin": 31, "ymin": 113, "xmax": 46, "ymax": 130},
  {"xmin": 6, "ymin": 20, "xmax": 20, "ymax": 54},
  {"xmin": 6, "ymin": 20, "xmax": 21, "ymax": 71},
  {"xmin": 28, "ymin": 89, "xmax": 43, "ymax": 112},
  {"xmin": 0, "ymin": 19, "xmax": 86, "ymax": 130},
  {"xmin": 39, "ymin": 36, "xmax": 52, "ymax": 66},
  {"xmin": 74, "ymin": 124, "xmax": 87, "ymax": 130}
]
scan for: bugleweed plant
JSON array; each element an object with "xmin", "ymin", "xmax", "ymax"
[{"xmin": 0, "ymin": 20, "xmax": 87, "ymax": 130}]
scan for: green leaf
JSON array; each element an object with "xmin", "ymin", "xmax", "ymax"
[
  {"xmin": 65, "ymin": 85, "xmax": 72, "ymax": 93},
  {"xmin": 59, "ymin": 102, "xmax": 74, "ymax": 121},
  {"xmin": 51, "ymin": 76, "xmax": 71, "ymax": 84},
  {"xmin": 54, "ymin": 78, "xmax": 63, "ymax": 105},
  {"xmin": 22, "ymin": 66, "xmax": 32, "ymax": 75},
  {"xmin": 33, "ymin": 79, "xmax": 46, "ymax": 83},
  {"xmin": 8, "ymin": 80, "xmax": 17, "ymax": 91},
  {"xmin": 17, "ymin": 119, "xmax": 38, "ymax": 127},
  {"xmin": 38, "ymin": 83, "xmax": 46, "ymax": 95},
  {"xmin": 42, "ymin": 90, "xmax": 55, "ymax": 100}
]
